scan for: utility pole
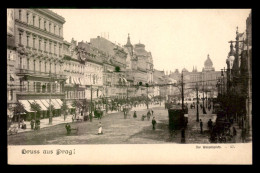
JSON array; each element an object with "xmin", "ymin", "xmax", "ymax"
[
  {"xmin": 90, "ymin": 85, "xmax": 92, "ymax": 115},
  {"xmin": 196, "ymin": 82, "xmax": 199, "ymax": 122},
  {"xmin": 146, "ymin": 85, "xmax": 149, "ymax": 109},
  {"xmin": 181, "ymin": 72, "xmax": 184, "ymax": 110},
  {"xmin": 49, "ymin": 70, "xmax": 52, "ymax": 125},
  {"xmin": 246, "ymin": 29, "xmax": 251, "ymax": 134},
  {"xmin": 202, "ymin": 80, "xmax": 206, "ymax": 114}
]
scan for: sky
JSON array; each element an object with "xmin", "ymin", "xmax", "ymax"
[{"xmin": 50, "ymin": 9, "xmax": 251, "ymax": 72}]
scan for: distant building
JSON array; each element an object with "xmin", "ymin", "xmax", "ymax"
[{"xmin": 168, "ymin": 54, "xmax": 222, "ymax": 99}]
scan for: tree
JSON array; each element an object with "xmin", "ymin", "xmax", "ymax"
[
  {"xmin": 61, "ymin": 101, "xmax": 68, "ymax": 121},
  {"xmin": 13, "ymin": 102, "xmax": 26, "ymax": 129},
  {"xmin": 30, "ymin": 102, "xmax": 42, "ymax": 124}
]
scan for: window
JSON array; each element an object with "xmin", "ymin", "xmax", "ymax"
[
  {"xmin": 49, "ymin": 42, "xmax": 51, "ymax": 53},
  {"xmin": 33, "ymin": 16, "xmax": 35, "ymax": 26},
  {"xmin": 36, "ymin": 82, "xmax": 41, "ymax": 93},
  {"xmin": 47, "ymin": 83, "xmax": 51, "ymax": 93},
  {"xmin": 33, "ymin": 82, "xmax": 36, "ymax": 92},
  {"xmin": 59, "ymin": 27, "xmax": 61, "ymax": 36},
  {"xmin": 19, "ymin": 33, "xmax": 22, "ymax": 44},
  {"xmin": 26, "ymin": 13, "xmax": 29, "ymax": 24},
  {"xmin": 54, "ymin": 44, "xmax": 56, "ymax": 54},
  {"xmin": 19, "ymin": 10, "xmax": 21, "ymax": 20},
  {"xmin": 33, "ymin": 37, "xmax": 35, "ymax": 48},
  {"xmin": 27, "ymin": 58, "xmax": 29, "ymax": 69},
  {"xmin": 33, "ymin": 60, "xmax": 36, "ymax": 72},
  {"xmin": 59, "ymin": 45, "xmax": 61, "ymax": 56},
  {"xmin": 44, "ymin": 21, "xmax": 46, "ymax": 30},
  {"xmin": 39, "ymin": 18, "xmax": 41, "ymax": 28},
  {"xmin": 26, "ymin": 35, "xmax": 29, "ymax": 47},
  {"xmin": 54, "ymin": 25, "xmax": 56, "ymax": 34},
  {"xmin": 54, "ymin": 64, "xmax": 56, "ymax": 74},
  {"xmin": 45, "ymin": 62, "xmax": 47, "ymax": 72},
  {"xmin": 39, "ymin": 39, "xmax": 41, "ymax": 50},
  {"xmin": 44, "ymin": 41, "xmax": 46, "ymax": 51},
  {"xmin": 49, "ymin": 23, "xmax": 51, "ymax": 32},
  {"xmin": 39, "ymin": 61, "xmax": 41, "ymax": 72},
  {"xmin": 50, "ymin": 63, "xmax": 52, "ymax": 73}
]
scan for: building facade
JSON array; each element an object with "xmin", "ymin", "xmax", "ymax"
[{"xmin": 13, "ymin": 9, "xmax": 66, "ymax": 120}]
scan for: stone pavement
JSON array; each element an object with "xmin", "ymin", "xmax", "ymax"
[{"xmin": 14, "ymin": 103, "xmax": 162, "ymax": 134}]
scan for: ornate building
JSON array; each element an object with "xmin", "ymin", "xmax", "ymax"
[
  {"xmin": 168, "ymin": 54, "xmax": 222, "ymax": 99},
  {"xmin": 7, "ymin": 9, "xmax": 18, "ymax": 119},
  {"xmin": 13, "ymin": 9, "xmax": 66, "ymax": 120},
  {"xmin": 124, "ymin": 34, "xmax": 154, "ymax": 98},
  {"xmin": 90, "ymin": 36, "xmax": 128, "ymax": 99}
]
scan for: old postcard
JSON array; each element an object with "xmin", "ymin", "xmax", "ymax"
[{"xmin": 7, "ymin": 8, "xmax": 252, "ymax": 164}]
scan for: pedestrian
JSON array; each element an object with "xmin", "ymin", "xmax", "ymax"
[
  {"xmin": 181, "ymin": 128, "xmax": 185, "ymax": 143},
  {"xmin": 233, "ymin": 126, "xmax": 237, "ymax": 136},
  {"xmin": 152, "ymin": 117, "xmax": 156, "ymax": 130},
  {"xmin": 133, "ymin": 111, "xmax": 137, "ymax": 118},
  {"xmin": 147, "ymin": 111, "xmax": 151, "ymax": 121},
  {"xmin": 207, "ymin": 119, "xmax": 213, "ymax": 131},
  {"xmin": 200, "ymin": 119, "xmax": 203, "ymax": 134},
  {"xmin": 30, "ymin": 119, "xmax": 34, "ymax": 130},
  {"xmin": 65, "ymin": 123, "xmax": 71, "ymax": 135},
  {"xmin": 151, "ymin": 109, "xmax": 154, "ymax": 116},
  {"xmin": 98, "ymin": 122, "xmax": 103, "ymax": 135}
]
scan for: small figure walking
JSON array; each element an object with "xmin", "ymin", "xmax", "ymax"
[
  {"xmin": 152, "ymin": 117, "xmax": 156, "ymax": 130},
  {"xmin": 200, "ymin": 119, "xmax": 203, "ymax": 134},
  {"xmin": 30, "ymin": 119, "xmax": 35, "ymax": 130},
  {"xmin": 98, "ymin": 122, "xmax": 103, "ymax": 135},
  {"xmin": 151, "ymin": 109, "xmax": 154, "ymax": 116},
  {"xmin": 65, "ymin": 123, "xmax": 71, "ymax": 135},
  {"xmin": 147, "ymin": 111, "xmax": 151, "ymax": 121},
  {"xmin": 133, "ymin": 111, "xmax": 137, "ymax": 118}
]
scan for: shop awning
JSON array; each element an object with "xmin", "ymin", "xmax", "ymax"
[
  {"xmin": 51, "ymin": 99, "xmax": 61, "ymax": 109},
  {"xmin": 67, "ymin": 102, "xmax": 73, "ymax": 109},
  {"xmin": 55, "ymin": 99, "xmax": 63, "ymax": 106},
  {"xmin": 18, "ymin": 100, "xmax": 33, "ymax": 112},
  {"xmin": 40, "ymin": 100, "xmax": 49, "ymax": 109},
  {"xmin": 66, "ymin": 77, "xmax": 70, "ymax": 84},
  {"xmin": 34, "ymin": 100, "xmax": 48, "ymax": 111}
]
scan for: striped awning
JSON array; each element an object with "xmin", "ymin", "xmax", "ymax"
[
  {"xmin": 67, "ymin": 102, "xmax": 73, "ymax": 109},
  {"xmin": 40, "ymin": 100, "xmax": 49, "ymax": 109},
  {"xmin": 18, "ymin": 100, "xmax": 33, "ymax": 112},
  {"xmin": 34, "ymin": 100, "xmax": 48, "ymax": 111},
  {"xmin": 51, "ymin": 99, "xmax": 61, "ymax": 109},
  {"xmin": 55, "ymin": 99, "xmax": 63, "ymax": 106}
]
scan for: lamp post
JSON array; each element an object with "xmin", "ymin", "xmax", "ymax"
[
  {"xmin": 49, "ymin": 71, "xmax": 57, "ymax": 125},
  {"xmin": 196, "ymin": 82, "xmax": 199, "ymax": 122}
]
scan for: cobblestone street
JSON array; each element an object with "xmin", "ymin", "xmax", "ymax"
[{"xmin": 9, "ymin": 104, "xmax": 239, "ymax": 145}]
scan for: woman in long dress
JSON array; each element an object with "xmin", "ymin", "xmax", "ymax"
[{"xmin": 98, "ymin": 122, "xmax": 102, "ymax": 135}]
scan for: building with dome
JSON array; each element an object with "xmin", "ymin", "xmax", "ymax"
[{"xmin": 168, "ymin": 54, "xmax": 222, "ymax": 99}]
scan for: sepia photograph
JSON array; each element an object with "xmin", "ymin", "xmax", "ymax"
[{"xmin": 7, "ymin": 8, "xmax": 252, "ymax": 164}]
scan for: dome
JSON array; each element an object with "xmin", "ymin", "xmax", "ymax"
[
  {"xmin": 204, "ymin": 54, "xmax": 213, "ymax": 67},
  {"xmin": 182, "ymin": 68, "xmax": 188, "ymax": 72}
]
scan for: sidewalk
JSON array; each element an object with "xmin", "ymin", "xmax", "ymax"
[{"xmin": 15, "ymin": 114, "xmax": 74, "ymax": 134}]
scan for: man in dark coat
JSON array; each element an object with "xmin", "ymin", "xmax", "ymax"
[
  {"xmin": 200, "ymin": 119, "xmax": 203, "ymax": 134},
  {"xmin": 152, "ymin": 117, "xmax": 156, "ymax": 130}
]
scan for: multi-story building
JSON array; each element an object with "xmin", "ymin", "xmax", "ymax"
[
  {"xmin": 62, "ymin": 38, "xmax": 87, "ymax": 110},
  {"xmin": 14, "ymin": 9, "xmax": 66, "ymax": 120},
  {"xmin": 90, "ymin": 36, "xmax": 128, "ymax": 99},
  {"xmin": 77, "ymin": 40, "xmax": 103, "ymax": 105},
  {"xmin": 124, "ymin": 34, "xmax": 154, "ymax": 98},
  {"xmin": 168, "ymin": 55, "xmax": 222, "ymax": 99},
  {"xmin": 7, "ymin": 9, "xmax": 18, "ymax": 119}
]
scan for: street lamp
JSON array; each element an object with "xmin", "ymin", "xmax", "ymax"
[{"xmin": 49, "ymin": 71, "xmax": 57, "ymax": 125}]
